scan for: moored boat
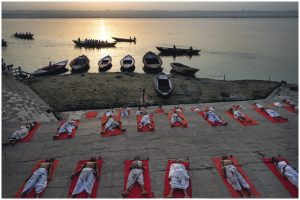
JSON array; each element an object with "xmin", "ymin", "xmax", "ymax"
[
  {"xmin": 70, "ymin": 55, "xmax": 90, "ymax": 73},
  {"xmin": 13, "ymin": 32, "xmax": 34, "ymax": 40},
  {"xmin": 112, "ymin": 37, "xmax": 136, "ymax": 42},
  {"xmin": 120, "ymin": 55, "xmax": 135, "ymax": 72},
  {"xmin": 170, "ymin": 62, "xmax": 199, "ymax": 76},
  {"xmin": 73, "ymin": 38, "xmax": 116, "ymax": 48},
  {"xmin": 31, "ymin": 60, "xmax": 68, "ymax": 76},
  {"xmin": 142, "ymin": 51, "xmax": 163, "ymax": 74},
  {"xmin": 154, "ymin": 72, "xmax": 173, "ymax": 97},
  {"xmin": 98, "ymin": 55, "xmax": 112, "ymax": 72},
  {"xmin": 156, "ymin": 46, "xmax": 200, "ymax": 55}
]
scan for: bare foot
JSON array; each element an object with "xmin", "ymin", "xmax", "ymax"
[
  {"xmin": 121, "ymin": 191, "xmax": 129, "ymax": 197},
  {"xmin": 166, "ymin": 194, "xmax": 174, "ymax": 198},
  {"xmin": 141, "ymin": 191, "xmax": 148, "ymax": 196}
]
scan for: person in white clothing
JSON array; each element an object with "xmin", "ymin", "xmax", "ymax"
[
  {"xmin": 138, "ymin": 112, "xmax": 153, "ymax": 130},
  {"xmin": 122, "ymin": 156, "xmax": 148, "ymax": 197},
  {"xmin": 167, "ymin": 160, "xmax": 190, "ymax": 198},
  {"xmin": 71, "ymin": 157, "xmax": 101, "ymax": 198},
  {"xmin": 53, "ymin": 120, "xmax": 77, "ymax": 139},
  {"xmin": 272, "ymin": 156, "xmax": 298, "ymax": 188},
  {"xmin": 8, "ymin": 122, "xmax": 36, "ymax": 144}
]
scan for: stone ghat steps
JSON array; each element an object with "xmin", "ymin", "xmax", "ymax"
[{"xmin": 2, "ymin": 75, "xmax": 57, "ymax": 123}]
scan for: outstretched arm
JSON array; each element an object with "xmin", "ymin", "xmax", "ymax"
[{"xmin": 71, "ymin": 163, "xmax": 86, "ymax": 179}]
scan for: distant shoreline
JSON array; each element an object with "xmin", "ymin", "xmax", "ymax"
[{"xmin": 2, "ymin": 10, "xmax": 298, "ymax": 18}]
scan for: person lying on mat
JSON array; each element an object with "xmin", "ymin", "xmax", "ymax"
[
  {"xmin": 171, "ymin": 110, "xmax": 185, "ymax": 127},
  {"xmin": 253, "ymin": 102, "xmax": 264, "ymax": 109},
  {"xmin": 221, "ymin": 155, "xmax": 252, "ymax": 197},
  {"xmin": 101, "ymin": 115, "xmax": 125, "ymax": 133},
  {"xmin": 20, "ymin": 158, "xmax": 56, "ymax": 198},
  {"xmin": 121, "ymin": 107, "xmax": 130, "ymax": 117},
  {"xmin": 228, "ymin": 108, "xmax": 252, "ymax": 123},
  {"xmin": 71, "ymin": 156, "xmax": 101, "ymax": 198},
  {"xmin": 138, "ymin": 112, "xmax": 153, "ymax": 130},
  {"xmin": 203, "ymin": 110, "xmax": 227, "ymax": 126},
  {"xmin": 122, "ymin": 156, "xmax": 148, "ymax": 197},
  {"xmin": 167, "ymin": 159, "xmax": 190, "ymax": 198},
  {"xmin": 283, "ymin": 99, "xmax": 299, "ymax": 113},
  {"xmin": 105, "ymin": 110, "xmax": 115, "ymax": 117},
  {"xmin": 8, "ymin": 122, "xmax": 37, "ymax": 144},
  {"xmin": 53, "ymin": 120, "xmax": 77, "ymax": 139},
  {"xmin": 259, "ymin": 107, "xmax": 287, "ymax": 120},
  {"xmin": 272, "ymin": 156, "xmax": 298, "ymax": 188},
  {"xmin": 174, "ymin": 106, "xmax": 184, "ymax": 113}
]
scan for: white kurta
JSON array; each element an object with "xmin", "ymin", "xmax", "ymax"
[
  {"xmin": 9, "ymin": 125, "xmax": 29, "ymax": 141},
  {"xmin": 206, "ymin": 111, "xmax": 223, "ymax": 123},
  {"xmin": 233, "ymin": 110, "xmax": 244, "ymax": 119},
  {"xmin": 265, "ymin": 109, "xmax": 280, "ymax": 118},
  {"xmin": 255, "ymin": 103, "xmax": 264, "ymax": 108},
  {"xmin": 171, "ymin": 113, "xmax": 182, "ymax": 124},
  {"xmin": 169, "ymin": 163, "xmax": 190, "ymax": 190},
  {"xmin": 72, "ymin": 167, "xmax": 96, "ymax": 195},
  {"xmin": 277, "ymin": 161, "xmax": 298, "ymax": 188},
  {"xmin": 58, "ymin": 120, "xmax": 76, "ymax": 135},
  {"xmin": 140, "ymin": 114, "xmax": 151, "ymax": 126},
  {"xmin": 105, "ymin": 117, "xmax": 120, "ymax": 131},
  {"xmin": 223, "ymin": 165, "xmax": 250, "ymax": 191},
  {"xmin": 22, "ymin": 168, "xmax": 48, "ymax": 194}
]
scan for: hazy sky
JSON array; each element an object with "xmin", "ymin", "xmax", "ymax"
[{"xmin": 2, "ymin": 1, "xmax": 298, "ymax": 11}]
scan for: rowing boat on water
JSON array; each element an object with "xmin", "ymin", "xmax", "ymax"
[
  {"xmin": 156, "ymin": 46, "xmax": 200, "ymax": 55},
  {"xmin": 98, "ymin": 55, "xmax": 112, "ymax": 72},
  {"xmin": 170, "ymin": 62, "xmax": 199, "ymax": 76},
  {"xmin": 142, "ymin": 51, "xmax": 163, "ymax": 74}
]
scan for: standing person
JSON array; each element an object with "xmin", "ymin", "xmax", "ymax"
[{"xmin": 140, "ymin": 89, "xmax": 147, "ymax": 107}]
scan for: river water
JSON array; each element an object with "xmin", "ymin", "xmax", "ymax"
[{"xmin": 2, "ymin": 18, "xmax": 298, "ymax": 83}]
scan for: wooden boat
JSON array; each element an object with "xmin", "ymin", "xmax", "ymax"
[
  {"xmin": 112, "ymin": 37, "xmax": 136, "ymax": 42},
  {"xmin": 98, "ymin": 55, "xmax": 112, "ymax": 72},
  {"xmin": 70, "ymin": 55, "xmax": 90, "ymax": 73},
  {"xmin": 13, "ymin": 32, "xmax": 34, "ymax": 40},
  {"xmin": 2, "ymin": 39, "xmax": 7, "ymax": 47},
  {"xmin": 31, "ymin": 60, "xmax": 68, "ymax": 76},
  {"xmin": 154, "ymin": 72, "xmax": 173, "ymax": 97},
  {"xmin": 170, "ymin": 62, "xmax": 199, "ymax": 76},
  {"xmin": 156, "ymin": 46, "xmax": 200, "ymax": 55},
  {"xmin": 142, "ymin": 51, "xmax": 163, "ymax": 74},
  {"xmin": 120, "ymin": 55, "xmax": 135, "ymax": 72},
  {"xmin": 73, "ymin": 39, "xmax": 116, "ymax": 48}
]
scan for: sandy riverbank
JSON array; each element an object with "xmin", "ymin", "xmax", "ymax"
[{"xmin": 26, "ymin": 72, "xmax": 281, "ymax": 112}]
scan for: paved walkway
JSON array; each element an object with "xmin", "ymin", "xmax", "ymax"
[
  {"xmin": 2, "ymin": 75, "xmax": 57, "ymax": 123},
  {"xmin": 2, "ymin": 85, "xmax": 298, "ymax": 198}
]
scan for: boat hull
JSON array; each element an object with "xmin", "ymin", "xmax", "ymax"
[
  {"xmin": 73, "ymin": 40, "xmax": 116, "ymax": 48},
  {"xmin": 156, "ymin": 46, "xmax": 200, "ymax": 55},
  {"xmin": 32, "ymin": 60, "xmax": 68, "ymax": 76},
  {"xmin": 98, "ymin": 56, "xmax": 112, "ymax": 72},
  {"xmin": 170, "ymin": 62, "xmax": 199, "ymax": 76},
  {"xmin": 112, "ymin": 37, "xmax": 136, "ymax": 42},
  {"xmin": 120, "ymin": 55, "xmax": 135, "ymax": 72}
]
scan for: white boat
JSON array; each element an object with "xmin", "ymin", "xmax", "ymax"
[
  {"xmin": 98, "ymin": 55, "xmax": 112, "ymax": 72},
  {"xmin": 154, "ymin": 72, "xmax": 173, "ymax": 96},
  {"xmin": 143, "ymin": 51, "xmax": 163, "ymax": 74},
  {"xmin": 120, "ymin": 55, "xmax": 135, "ymax": 72},
  {"xmin": 32, "ymin": 60, "xmax": 68, "ymax": 76}
]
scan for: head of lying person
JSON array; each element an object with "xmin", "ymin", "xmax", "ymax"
[
  {"xmin": 133, "ymin": 156, "xmax": 140, "ymax": 161},
  {"xmin": 89, "ymin": 157, "xmax": 97, "ymax": 162}
]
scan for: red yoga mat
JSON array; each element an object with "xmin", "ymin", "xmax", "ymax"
[
  {"xmin": 263, "ymin": 157, "xmax": 298, "ymax": 197},
  {"xmin": 18, "ymin": 122, "xmax": 41, "ymax": 143},
  {"xmin": 163, "ymin": 160, "xmax": 192, "ymax": 198},
  {"xmin": 168, "ymin": 111, "xmax": 188, "ymax": 128},
  {"xmin": 198, "ymin": 111, "xmax": 226, "ymax": 126},
  {"xmin": 68, "ymin": 159, "xmax": 103, "ymax": 198},
  {"xmin": 85, "ymin": 111, "xmax": 98, "ymax": 119},
  {"xmin": 252, "ymin": 107, "xmax": 288, "ymax": 123},
  {"xmin": 101, "ymin": 114, "xmax": 124, "ymax": 137},
  {"xmin": 282, "ymin": 105, "xmax": 298, "ymax": 114},
  {"xmin": 225, "ymin": 111, "xmax": 259, "ymax": 126},
  {"xmin": 154, "ymin": 108, "xmax": 164, "ymax": 114},
  {"xmin": 123, "ymin": 160, "xmax": 154, "ymax": 198},
  {"xmin": 15, "ymin": 159, "xmax": 60, "ymax": 198},
  {"xmin": 211, "ymin": 157, "xmax": 260, "ymax": 198},
  {"xmin": 137, "ymin": 114, "xmax": 155, "ymax": 132},
  {"xmin": 54, "ymin": 120, "xmax": 80, "ymax": 140}
]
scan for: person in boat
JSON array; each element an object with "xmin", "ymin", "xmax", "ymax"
[
  {"xmin": 228, "ymin": 108, "xmax": 252, "ymax": 123},
  {"xmin": 133, "ymin": 37, "xmax": 136, "ymax": 40},
  {"xmin": 138, "ymin": 111, "xmax": 153, "ymax": 130},
  {"xmin": 78, "ymin": 37, "xmax": 80, "ymax": 41},
  {"xmin": 171, "ymin": 110, "xmax": 186, "ymax": 127},
  {"xmin": 20, "ymin": 158, "xmax": 56, "ymax": 198},
  {"xmin": 48, "ymin": 61, "xmax": 52, "ymax": 67},
  {"xmin": 203, "ymin": 108, "xmax": 227, "ymax": 126},
  {"xmin": 71, "ymin": 156, "xmax": 101, "ymax": 198},
  {"xmin": 167, "ymin": 159, "xmax": 190, "ymax": 198},
  {"xmin": 272, "ymin": 156, "xmax": 298, "ymax": 188},
  {"xmin": 190, "ymin": 46, "xmax": 193, "ymax": 51},
  {"xmin": 122, "ymin": 156, "xmax": 148, "ymax": 197},
  {"xmin": 7, "ymin": 122, "xmax": 37, "ymax": 145},
  {"xmin": 101, "ymin": 114, "xmax": 125, "ymax": 133},
  {"xmin": 221, "ymin": 155, "xmax": 252, "ymax": 197},
  {"xmin": 254, "ymin": 103, "xmax": 287, "ymax": 120},
  {"xmin": 173, "ymin": 45, "xmax": 176, "ymax": 49},
  {"xmin": 53, "ymin": 120, "xmax": 78, "ymax": 139}
]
